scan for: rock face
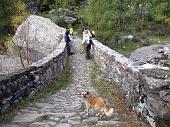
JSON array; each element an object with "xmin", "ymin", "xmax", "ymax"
[
  {"xmin": 64, "ymin": 16, "xmax": 77, "ymax": 25},
  {"xmin": 0, "ymin": 55, "xmax": 28, "ymax": 75},
  {"xmin": 12, "ymin": 15, "xmax": 65, "ymax": 61},
  {"xmin": 130, "ymin": 44, "xmax": 170, "ymax": 64},
  {"xmin": 118, "ymin": 34, "xmax": 144, "ymax": 44}
]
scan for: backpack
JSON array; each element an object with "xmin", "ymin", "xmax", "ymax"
[{"xmin": 91, "ymin": 31, "xmax": 95, "ymax": 38}]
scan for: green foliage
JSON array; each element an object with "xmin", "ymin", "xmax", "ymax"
[
  {"xmin": 36, "ymin": 0, "xmax": 55, "ymax": 5},
  {"xmin": 0, "ymin": 0, "xmax": 28, "ymax": 39},
  {"xmin": 11, "ymin": 1, "xmax": 28, "ymax": 31},
  {"xmin": 55, "ymin": 0, "xmax": 80, "ymax": 8},
  {"xmin": 55, "ymin": 17, "xmax": 67, "ymax": 27},
  {"xmin": 152, "ymin": 0, "xmax": 170, "ymax": 17},
  {"xmin": 77, "ymin": 0, "xmax": 170, "ymax": 55},
  {"xmin": 78, "ymin": 0, "xmax": 117, "ymax": 41},
  {"xmin": 0, "ymin": 0, "xmax": 14, "ymax": 36},
  {"xmin": 114, "ymin": 42, "xmax": 143, "ymax": 57},
  {"xmin": 79, "ymin": 0, "xmax": 170, "ymax": 35}
]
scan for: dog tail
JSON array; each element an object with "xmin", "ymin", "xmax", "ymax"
[{"xmin": 104, "ymin": 108, "xmax": 114, "ymax": 117}]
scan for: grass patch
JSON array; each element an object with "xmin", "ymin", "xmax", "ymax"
[
  {"xmin": 0, "ymin": 61, "xmax": 72, "ymax": 123},
  {"xmin": 147, "ymin": 35, "xmax": 170, "ymax": 44},
  {"xmin": 112, "ymin": 41, "xmax": 143, "ymax": 57}
]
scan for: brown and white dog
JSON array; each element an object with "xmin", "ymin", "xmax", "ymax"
[{"xmin": 78, "ymin": 91, "xmax": 113, "ymax": 117}]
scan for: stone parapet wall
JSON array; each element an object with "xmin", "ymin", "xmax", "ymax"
[
  {"xmin": 0, "ymin": 41, "xmax": 67, "ymax": 114},
  {"xmin": 92, "ymin": 39, "xmax": 170, "ymax": 127}
]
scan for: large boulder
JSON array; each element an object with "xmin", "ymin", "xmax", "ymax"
[
  {"xmin": 0, "ymin": 55, "xmax": 27, "ymax": 74},
  {"xmin": 12, "ymin": 15, "xmax": 65, "ymax": 59},
  {"xmin": 64, "ymin": 16, "xmax": 77, "ymax": 25},
  {"xmin": 130, "ymin": 44, "xmax": 170, "ymax": 64},
  {"xmin": 118, "ymin": 34, "xmax": 144, "ymax": 44}
]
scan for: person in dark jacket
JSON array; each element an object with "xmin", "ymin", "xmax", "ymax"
[
  {"xmin": 86, "ymin": 36, "xmax": 93, "ymax": 59},
  {"xmin": 64, "ymin": 28, "xmax": 71, "ymax": 55}
]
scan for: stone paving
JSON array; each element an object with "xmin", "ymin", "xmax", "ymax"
[{"xmin": 1, "ymin": 37, "xmax": 131, "ymax": 127}]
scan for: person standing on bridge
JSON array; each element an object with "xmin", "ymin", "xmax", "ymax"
[
  {"xmin": 81, "ymin": 28, "xmax": 94, "ymax": 59},
  {"xmin": 85, "ymin": 33, "xmax": 94, "ymax": 59},
  {"xmin": 81, "ymin": 28, "xmax": 91, "ymax": 54},
  {"xmin": 64, "ymin": 28, "xmax": 71, "ymax": 55}
]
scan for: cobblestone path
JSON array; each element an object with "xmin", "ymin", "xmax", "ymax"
[{"xmin": 2, "ymin": 37, "xmax": 142, "ymax": 127}]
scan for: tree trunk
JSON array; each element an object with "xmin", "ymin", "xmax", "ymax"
[
  {"xmin": 117, "ymin": 0, "xmax": 124, "ymax": 31},
  {"xmin": 167, "ymin": 0, "xmax": 170, "ymax": 16},
  {"xmin": 135, "ymin": 0, "xmax": 140, "ymax": 21},
  {"xmin": 12, "ymin": 39, "xmax": 25, "ymax": 68}
]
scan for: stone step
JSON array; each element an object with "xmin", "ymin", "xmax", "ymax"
[{"xmin": 96, "ymin": 120, "xmax": 130, "ymax": 127}]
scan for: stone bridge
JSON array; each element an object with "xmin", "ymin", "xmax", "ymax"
[{"xmin": 0, "ymin": 15, "xmax": 170, "ymax": 127}]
